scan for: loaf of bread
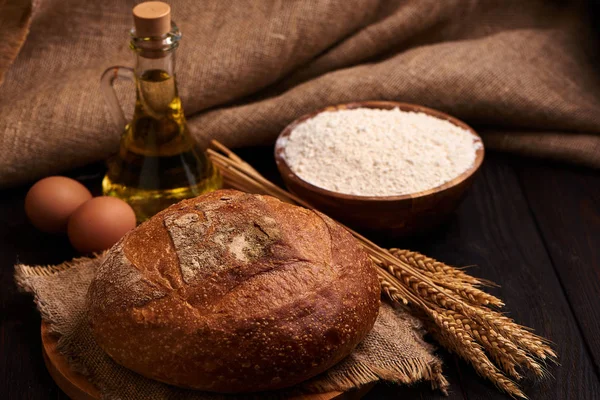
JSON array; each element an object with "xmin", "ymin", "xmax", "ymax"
[{"xmin": 87, "ymin": 190, "xmax": 380, "ymax": 393}]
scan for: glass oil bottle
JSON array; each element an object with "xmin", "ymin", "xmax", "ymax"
[{"xmin": 100, "ymin": 2, "xmax": 221, "ymax": 222}]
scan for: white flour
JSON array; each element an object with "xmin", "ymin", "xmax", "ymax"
[{"xmin": 281, "ymin": 108, "xmax": 481, "ymax": 196}]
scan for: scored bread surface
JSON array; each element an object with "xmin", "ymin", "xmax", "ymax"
[{"xmin": 87, "ymin": 190, "xmax": 380, "ymax": 393}]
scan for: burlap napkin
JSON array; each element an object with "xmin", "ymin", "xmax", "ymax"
[
  {"xmin": 14, "ymin": 255, "xmax": 447, "ymax": 399},
  {"xmin": 1, "ymin": 0, "xmax": 600, "ymax": 189}
]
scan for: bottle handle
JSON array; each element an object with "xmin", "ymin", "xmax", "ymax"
[{"xmin": 100, "ymin": 66, "xmax": 135, "ymax": 131}]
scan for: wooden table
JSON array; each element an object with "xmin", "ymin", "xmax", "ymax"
[{"xmin": 1, "ymin": 147, "xmax": 599, "ymax": 399}]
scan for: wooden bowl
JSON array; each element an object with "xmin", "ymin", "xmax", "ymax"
[{"xmin": 274, "ymin": 101, "xmax": 484, "ymax": 237}]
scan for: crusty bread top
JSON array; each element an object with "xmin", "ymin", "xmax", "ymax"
[{"xmin": 88, "ymin": 190, "xmax": 380, "ymax": 392}]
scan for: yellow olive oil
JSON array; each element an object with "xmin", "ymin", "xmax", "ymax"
[{"xmin": 103, "ymin": 69, "xmax": 222, "ymax": 222}]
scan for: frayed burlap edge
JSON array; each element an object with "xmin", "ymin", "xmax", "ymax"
[
  {"xmin": 304, "ymin": 356, "xmax": 449, "ymax": 394},
  {"xmin": 15, "ymin": 257, "xmax": 87, "ymax": 280}
]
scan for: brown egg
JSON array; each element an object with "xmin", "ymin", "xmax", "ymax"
[
  {"xmin": 25, "ymin": 176, "xmax": 93, "ymax": 233},
  {"xmin": 68, "ymin": 196, "xmax": 136, "ymax": 253}
]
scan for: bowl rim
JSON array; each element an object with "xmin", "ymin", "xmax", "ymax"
[{"xmin": 274, "ymin": 101, "xmax": 485, "ymax": 202}]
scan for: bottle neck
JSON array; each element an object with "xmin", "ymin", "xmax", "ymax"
[
  {"xmin": 130, "ymin": 24, "xmax": 182, "ymax": 118},
  {"xmin": 130, "ymin": 22, "xmax": 181, "ymax": 77},
  {"xmin": 135, "ymin": 49, "xmax": 176, "ymax": 79}
]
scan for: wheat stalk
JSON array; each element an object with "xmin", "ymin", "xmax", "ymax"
[
  {"xmin": 389, "ymin": 248, "xmax": 494, "ymax": 286},
  {"xmin": 382, "ymin": 258, "xmax": 504, "ymax": 308},
  {"xmin": 207, "ymin": 140, "xmax": 556, "ymax": 399},
  {"xmin": 427, "ymin": 306, "xmax": 528, "ymax": 398}
]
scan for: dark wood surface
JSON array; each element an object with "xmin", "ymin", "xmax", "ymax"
[{"xmin": 1, "ymin": 147, "xmax": 599, "ymax": 399}]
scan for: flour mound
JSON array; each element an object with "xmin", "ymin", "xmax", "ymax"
[{"xmin": 282, "ymin": 108, "xmax": 481, "ymax": 197}]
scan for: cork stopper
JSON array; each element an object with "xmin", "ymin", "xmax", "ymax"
[{"xmin": 133, "ymin": 1, "xmax": 171, "ymax": 37}]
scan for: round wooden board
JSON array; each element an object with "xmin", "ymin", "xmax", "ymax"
[{"xmin": 41, "ymin": 322, "xmax": 372, "ymax": 399}]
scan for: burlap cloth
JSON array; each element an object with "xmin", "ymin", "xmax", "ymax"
[
  {"xmin": 1, "ymin": 0, "xmax": 600, "ymax": 188},
  {"xmin": 14, "ymin": 255, "xmax": 447, "ymax": 399}
]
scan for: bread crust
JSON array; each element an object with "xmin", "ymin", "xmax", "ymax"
[{"xmin": 87, "ymin": 190, "xmax": 380, "ymax": 393}]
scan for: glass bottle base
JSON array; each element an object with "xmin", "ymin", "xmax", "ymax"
[{"xmin": 102, "ymin": 172, "xmax": 222, "ymax": 223}]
